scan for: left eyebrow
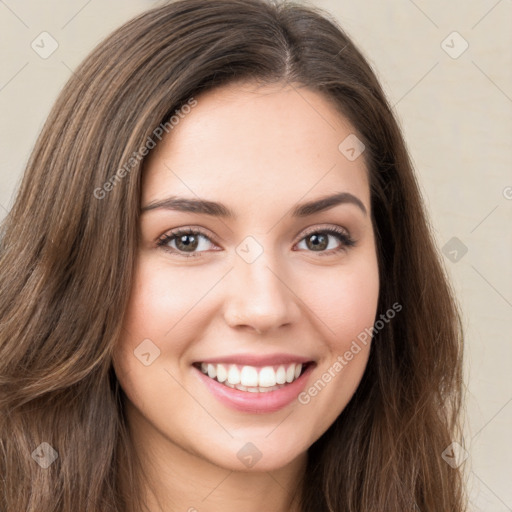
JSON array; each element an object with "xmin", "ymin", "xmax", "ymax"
[
  {"xmin": 141, "ymin": 191, "xmax": 367, "ymax": 217},
  {"xmin": 291, "ymin": 192, "xmax": 367, "ymax": 217}
]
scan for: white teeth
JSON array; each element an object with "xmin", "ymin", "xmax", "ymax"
[
  {"xmin": 227, "ymin": 365, "xmax": 240, "ymax": 385},
  {"xmin": 258, "ymin": 366, "xmax": 277, "ymax": 387},
  {"xmin": 207, "ymin": 363, "xmax": 216, "ymax": 379},
  {"xmin": 216, "ymin": 364, "xmax": 227, "ymax": 383},
  {"xmin": 240, "ymin": 366, "xmax": 259, "ymax": 387},
  {"xmin": 198, "ymin": 361, "xmax": 307, "ymax": 391},
  {"xmin": 276, "ymin": 365, "xmax": 286, "ymax": 384}
]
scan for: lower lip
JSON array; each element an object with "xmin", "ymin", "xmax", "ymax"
[{"xmin": 194, "ymin": 364, "xmax": 315, "ymax": 413}]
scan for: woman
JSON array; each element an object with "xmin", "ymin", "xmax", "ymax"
[{"xmin": 0, "ymin": 0, "xmax": 467, "ymax": 510}]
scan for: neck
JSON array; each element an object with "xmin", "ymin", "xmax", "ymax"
[{"xmin": 120, "ymin": 400, "xmax": 307, "ymax": 512}]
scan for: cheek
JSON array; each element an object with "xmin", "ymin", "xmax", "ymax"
[
  {"xmin": 112, "ymin": 258, "xmax": 211, "ymax": 425},
  {"xmin": 298, "ymin": 264, "xmax": 379, "ymax": 432},
  {"xmin": 329, "ymin": 270, "xmax": 379, "ymax": 344},
  {"xmin": 291, "ymin": 251, "xmax": 379, "ymax": 419},
  {"xmin": 297, "ymin": 252, "xmax": 380, "ymax": 349},
  {"xmin": 121, "ymin": 256, "xmax": 219, "ymax": 345},
  {"xmin": 113, "ymin": 256, "xmax": 230, "ymax": 406}
]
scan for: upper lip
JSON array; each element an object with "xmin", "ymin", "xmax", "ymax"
[{"xmin": 195, "ymin": 353, "xmax": 314, "ymax": 366}]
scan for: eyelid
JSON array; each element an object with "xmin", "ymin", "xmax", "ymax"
[
  {"xmin": 159, "ymin": 225, "xmax": 218, "ymax": 241},
  {"xmin": 156, "ymin": 226, "xmax": 220, "ymax": 251},
  {"xmin": 296, "ymin": 223, "xmax": 351, "ymax": 242},
  {"xmin": 156, "ymin": 223, "xmax": 355, "ymax": 257},
  {"xmin": 157, "ymin": 223, "xmax": 351, "ymax": 244},
  {"xmin": 293, "ymin": 224, "xmax": 356, "ymax": 255}
]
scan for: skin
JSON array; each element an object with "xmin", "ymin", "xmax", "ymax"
[{"xmin": 113, "ymin": 80, "xmax": 380, "ymax": 512}]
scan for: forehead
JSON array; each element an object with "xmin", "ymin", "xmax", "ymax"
[{"xmin": 142, "ymin": 81, "xmax": 370, "ymax": 215}]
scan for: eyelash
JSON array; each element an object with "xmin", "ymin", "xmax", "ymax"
[{"xmin": 156, "ymin": 225, "xmax": 356, "ymax": 258}]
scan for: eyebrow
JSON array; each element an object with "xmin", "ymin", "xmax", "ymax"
[{"xmin": 141, "ymin": 191, "xmax": 367, "ymax": 217}]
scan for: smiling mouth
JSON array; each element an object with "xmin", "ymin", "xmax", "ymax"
[{"xmin": 192, "ymin": 362, "xmax": 312, "ymax": 393}]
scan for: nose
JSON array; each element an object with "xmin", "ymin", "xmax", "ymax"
[{"xmin": 222, "ymin": 249, "xmax": 301, "ymax": 335}]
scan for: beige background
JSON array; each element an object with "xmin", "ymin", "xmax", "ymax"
[{"xmin": 1, "ymin": 0, "xmax": 511, "ymax": 509}]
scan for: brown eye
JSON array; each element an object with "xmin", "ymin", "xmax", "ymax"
[
  {"xmin": 174, "ymin": 233, "xmax": 200, "ymax": 252},
  {"xmin": 296, "ymin": 227, "xmax": 356, "ymax": 255},
  {"xmin": 157, "ymin": 228, "xmax": 216, "ymax": 257},
  {"xmin": 305, "ymin": 233, "xmax": 329, "ymax": 251}
]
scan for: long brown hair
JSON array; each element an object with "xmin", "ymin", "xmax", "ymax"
[{"xmin": 0, "ymin": 0, "xmax": 467, "ymax": 510}]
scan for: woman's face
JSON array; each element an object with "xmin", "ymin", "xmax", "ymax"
[{"xmin": 113, "ymin": 81, "xmax": 379, "ymax": 472}]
